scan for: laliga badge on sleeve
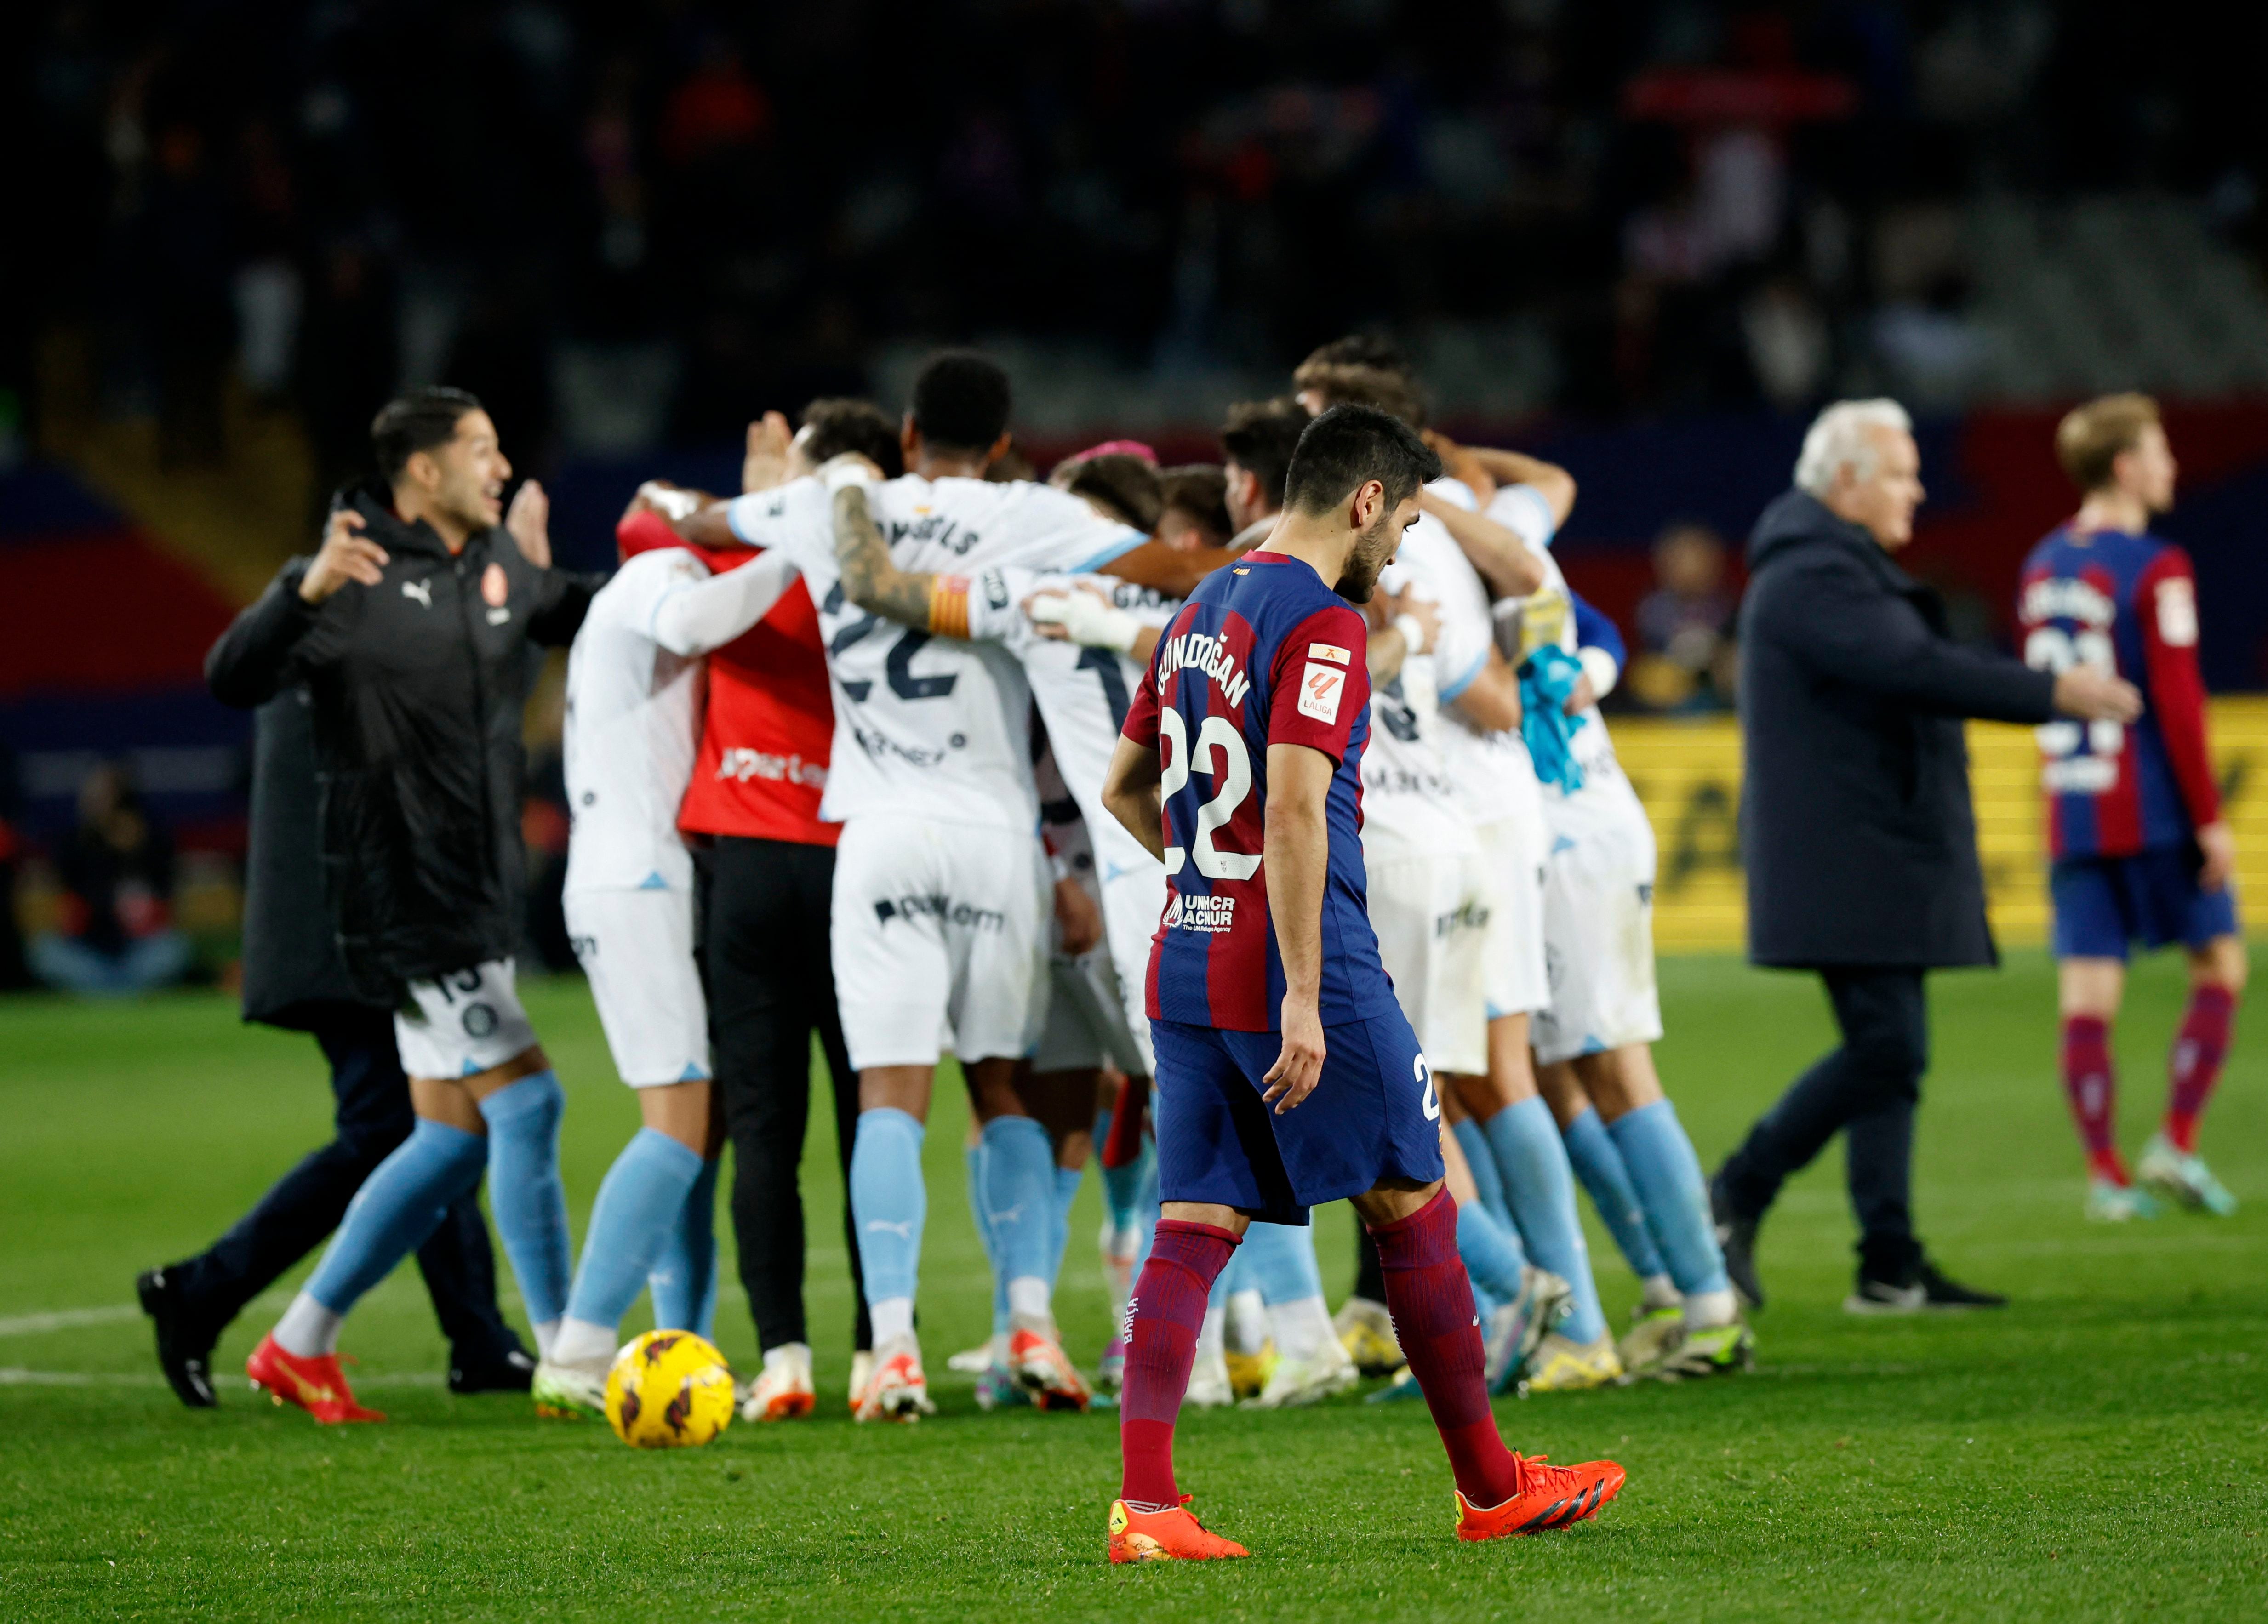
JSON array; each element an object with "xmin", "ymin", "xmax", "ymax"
[{"xmin": 1298, "ymin": 661, "xmax": 1345, "ymax": 723}]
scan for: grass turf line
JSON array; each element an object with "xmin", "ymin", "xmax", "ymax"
[{"xmin": 1, "ymin": 951, "xmax": 2263, "ymax": 1621}]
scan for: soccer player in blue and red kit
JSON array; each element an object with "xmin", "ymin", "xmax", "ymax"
[
  {"xmin": 1098, "ymin": 406, "xmax": 1626, "ymax": 1560},
  {"xmin": 2020, "ymin": 393, "xmax": 2244, "ymax": 1221}
]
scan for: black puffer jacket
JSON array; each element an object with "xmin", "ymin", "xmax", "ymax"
[
  {"xmin": 1737, "ymin": 489, "xmax": 2057, "ymax": 970},
  {"xmin": 207, "ymin": 485, "xmax": 600, "ymax": 993}
]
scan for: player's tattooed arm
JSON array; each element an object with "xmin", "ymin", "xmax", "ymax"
[
  {"xmin": 830, "ymin": 481, "xmax": 966, "ymax": 633},
  {"xmin": 1101, "ymin": 735, "xmax": 1166, "ymax": 863},
  {"xmin": 1261, "ymin": 742, "xmax": 1334, "ymax": 1114}
]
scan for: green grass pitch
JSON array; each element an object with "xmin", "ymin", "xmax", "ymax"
[{"xmin": 3, "ymin": 951, "xmax": 2264, "ymax": 1621}]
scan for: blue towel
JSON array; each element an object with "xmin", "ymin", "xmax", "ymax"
[{"xmin": 1519, "ymin": 644, "xmax": 1589, "ymax": 793}]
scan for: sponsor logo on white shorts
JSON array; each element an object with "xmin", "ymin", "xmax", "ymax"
[{"xmin": 873, "ymin": 892, "xmax": 1007, "ymax": 932}]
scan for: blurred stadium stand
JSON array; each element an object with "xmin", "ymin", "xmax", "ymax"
[{"xmin": 8, "ymin": 0, "xmax": 2268, "ymax": 961}]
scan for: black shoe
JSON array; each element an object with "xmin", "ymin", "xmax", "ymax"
[
  {"xmin": 1844, "ymin": 1257, "xmax": 2007, "ymax": 1316},
  {"xmin": 1709, "ymin": 1170, "xmax": 1765, "ymax": 1311},
  {"xmin": 449, "ymin": 1345, "xmax": 536, "ymax": 1394},
  {"xmin": 136, "ymin": 1265, "xmax": 218, "ymax": 1409}
]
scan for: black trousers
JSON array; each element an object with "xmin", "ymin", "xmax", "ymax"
[
  {"xmin": 704, "ymin": 835, "xmax": 869, "ymax": 1354},
  {"xmin": 1719, "ymin": 967, "xmax": 1928, "ymax": 1277},
  {"xmin": 168, "ymin": 1003, "xmax": 520, "ymax": 1357}
]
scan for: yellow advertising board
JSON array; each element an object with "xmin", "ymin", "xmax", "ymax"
[{"xmin": 1619, "ymin": 698, "xmax": 2268, "ymax": 954}]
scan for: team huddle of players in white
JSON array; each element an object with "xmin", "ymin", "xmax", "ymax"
[{"xmin": 536, "ymin": 344, "xmax": 1752, "ymax": 1426}]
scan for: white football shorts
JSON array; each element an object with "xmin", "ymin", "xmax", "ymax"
[
  {"xmin": 564, "ymin": 886, "xmax": 711, "ymax": 1088},
  {"xmin": 395, "ymin": 958, "xmax": 539, "ymax": 1082},
  {"xmin": 1366, "ymin": 841, "xmax": 1491, "ymax": 1077},
  {"xmin": 1032, "ymin": 948, "xmax": 1148, "ymax": 1075},
  {"xmin": 1096, "ymin": 855, "xmax": 1167, "ymax": 1076},
  {"xmin": 1531, "ymin": 770, "xmax": 1664, "ymax": 1066},
  {"xmin": 1477, "ymin": 805, "xmax": 1550, "ymax": 1021},
  {"xmin": 830, "ymin": 814, "xmax": 1050, "ymax": 1071}
]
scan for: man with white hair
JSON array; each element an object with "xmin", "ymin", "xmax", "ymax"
[{"xmin": 1709, "ymin": 399, "xmax": 2142, "ymax": 1314}]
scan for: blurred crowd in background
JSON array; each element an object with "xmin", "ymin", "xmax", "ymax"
[
  {"xmin": 8, "ymin": 0, "xmax": 2268, "ymax": 998},
  {"xmin": 11, "ymin": 0, "xmax": 2268, "ymax": 481}
]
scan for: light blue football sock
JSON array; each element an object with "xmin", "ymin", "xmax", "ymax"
[
  {"xmin": 1607, "ymin": 1099, "xmax": 1732, "ymax": 1299},
  {"xmin": 650, "ymin": 1154, "xmax": 720, "ymax": 1338},
  {"xmin": 966, "ymin": 1142, "xmax": 1009, "ymax": 1336},
  {"xmin": 1455, "ymin": 1196, "xmax": 1530, "ymax": 1302},
  {"xmin": 1451, "ymin": 1117, "xmax": 1513, "ymax": 1227},
  {"xmin": 1048, "ymin": 1164, "xmax": 1083, "ymax": 1288},
  {"xmin": 1240, "ymin": 1220, "xmax": 1325, "ymax": 1306},
  {"xmin": 980, "ymin": 1116, "xmax": 1056, "ymax": 1305},
  {"xmin": 1097, "ymin": 1107, "xmax": 1148, "ymax": 1231},
  {"xmin": 1482, "ymin": 1096, "xmax": 1607, "ymax": 1344},
  {"xmin": 850, "ymin": 1108, "xmax": 927, "ymax": 1311},
  {"xmin": 479, "ymin": 1071, "xmax": 572, "ymax": 1332},
  {"xmin": 1129, "ymin": 1153, "xmax": 1161, "ymax": 1275},
  {"xmin": 564, "ymin": 1128, "xmax": 702, "ymax": 1334},
  {"xmin": 305, "ymin": 1117, "xmax": 486, "ymax": 1313},
  {"xmin": 1563, "ymin": 1105, "xmax": 1668, "ymax": 1282}
]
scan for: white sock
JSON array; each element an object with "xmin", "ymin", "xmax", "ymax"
[
  {"xmin": 1196, "ymin": 1305, "xmax": 1226, "ymax": 1362},
  {"xmin": 550, "ymin": 1316, "xmax": 617, "ymax": 1370},
  {"xmin": 762, "ymin": 1341, "xmax": 811, "ymax": 1375},
  {"xmin": 1227, "ymin": 1287, "xmax": 1268, "ymax": 1355},
  {"xmin": 1684, "ymin": 1287, "xmax": 1739, "ymax": 1330},
  {"xmin": 274, "ymin": 1292, "xmax": 342, "ymax": 1358},
  {"xmin": 1268, "ymin": 1295, "xmax": 1334, "ymax": 1363},
  {"xmin": 1006, "ymin": 1276, "xmax": 1052, "ymax": 1322},
  {"xmin": 872, "ymin": 1296, "xmax": 914, "ymax": 1345},
  {"xmin": 532, "ymin": 1318, "xmax": 561, "ymax": 1361}
]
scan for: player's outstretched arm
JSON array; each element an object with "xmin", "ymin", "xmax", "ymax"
[
  {"xmin": 1100, "ymin": 735, "xmax": 1166, "ymax": 862},
  {"xmin": 651, "ymin": 550, "xmax": 802, "ymax": 658},
  {"xmin": 1455, "ymin": 445, "xmax": 1578, "ymax": 530},
  {"xmin": 1260, "ymin": 742, "xmax": 1333, "ymax": 1116},
  {"xmin": 1419, "ymin": 488, "xmax": 1547, "ymax": 598}
]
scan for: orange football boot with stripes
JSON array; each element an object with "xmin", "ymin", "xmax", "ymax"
[
  {"xmin": 1454, "ymin": 1453, "xmax": 1626, "ymax": 1540},
  {"xmin": 246, "ymin": 1334, "xmax": 384, "ymax": 1424},
  {"xmin": 1108, "ymin": 1496, "xmax": 1250, "ymax": 1563}
]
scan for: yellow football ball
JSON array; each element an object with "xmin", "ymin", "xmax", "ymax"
[{"xmin": 605, "ymin": 1330, "xmax": 735, "ymax": 1449}]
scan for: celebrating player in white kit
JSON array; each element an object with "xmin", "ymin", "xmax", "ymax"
[
  {"xmin": 1483, "ymin": 486, "xmax": 1753, "ymax": 1380},
  {"xmin": 527, "ymin": 518, "xmax": 810, "ymax": 1417},
  {"xmin": 672, "ymin": 354, "xmax": 1156, "ymax": 1419}
]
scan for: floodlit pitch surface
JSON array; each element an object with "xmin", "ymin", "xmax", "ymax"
[{"xmin": 4, "ymin": 952, "xmax": 2263, "ymax": 1621}]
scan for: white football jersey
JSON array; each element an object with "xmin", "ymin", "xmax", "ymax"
[
  {"xmin": 1360, "ymin": 650, "xmax": 1475, "ymax": 855},
  {"xmin": 562, "ymin": 547, "xmax": 710, "ymax": 893},
  {"xmin": 965, "ymin": 564, "xmax": 1177, "ymax": 949},
  {"xmin": 726, "ymin": 475, "xmax": 1143, "ymax": 830},
  {"xmin": 1387, "ymin": 480, "xmax": 1540, "ymax": 831},
  {"xmin": 1485, "ymin": 484, "xmax": 1617, "ymax": 781}
]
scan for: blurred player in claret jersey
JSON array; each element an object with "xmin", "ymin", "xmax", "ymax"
[
  {"xmin": 2020, "ymin": 394, "xmax": 2245, "ymax": 1221},
  {"xmin": 1096, "ymin": 405, "xmax": 1626, "ymax": 1561}
]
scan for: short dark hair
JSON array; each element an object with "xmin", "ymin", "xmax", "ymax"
[
  {"xmin": 800, "ymin": 398, "xmax": 903, "ymax": 477},
  {"xmin": 1292, "ymin": 360, "xmax": 1428, "ymax": 430},
  {"xmin": 371, "ymin": 387, "xmax": 483, "ymax": 484},
  {"xmin": 1218, "ymin": 398, "xmax": 1310, "ymax": 511},
  {"xmin": 1297, "ymin": 332, "xmax": 1412, "ymax": 378},
  {"xmin": 909, "ymin": 351, "xmax": 1011, "ymax": 453},
  {"xmin": 1159, "ymin": 463, "xmax": 1231, "ymax": 542},
  {"xmin": 1283, "ymin": 405, "xmax": 1445, "ymax": 517},
  {"xmin": 1058, "ymin": 452, "xmax": 1163, "ymax": 530}
]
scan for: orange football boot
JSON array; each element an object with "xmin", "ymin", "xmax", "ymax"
[
  {"xmin": 1454, "ymin": 1453, "xmax": 1626, "ymax": 1540},
  {"xmin": 1108, "ymin": 1496, "xmax": 1250, "ymax": 1563},
  {"xmin": 246, "ymin": 1334, "xmax": 384, "ymax": 1424},
  {"xmin": 1009, "ymin": 1325, "xmax": 1092, "ymax": 1412}
]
